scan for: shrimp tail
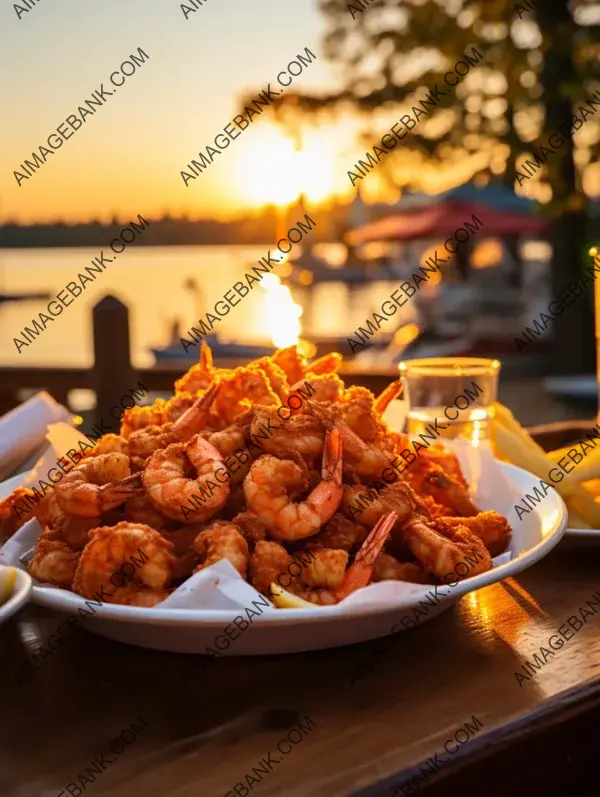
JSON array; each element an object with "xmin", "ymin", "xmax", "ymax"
[
  {"xmin": 307, "ymin": 352, "xmax": 342, "ymax": 376},
  {"xmin": 173, "ymin": 380, "xmax": 220, "ymax": 437},
  {"xmin": 99, "ymin": 472, "xmax": 145, "ymax": 503},
  {"xmin": 305, "ymin": 400, "xmax": 335, "ymax": 430},
  {"xmin": 322, "ymin": 427, "xmax": 342, "ymax": 486},
  {"xmin": 374, "ymin": 380, "xmax": 402, "ymax": 414},
  {"xmin": 199, "ymin": 340, "xmax": 214, "ymax": 371},
  {"xmin": 335, "ymin": 511, "xmax": 398, "ymax": 601}
]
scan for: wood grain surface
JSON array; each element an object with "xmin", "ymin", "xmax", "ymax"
[{"xmin": 2, "ymin": 425, "xmax": 600, "ymax": 797}]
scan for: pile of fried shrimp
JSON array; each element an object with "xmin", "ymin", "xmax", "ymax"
[{"xmin": 0, "ymin": 344, "xmax": 511, "ymax": 608}]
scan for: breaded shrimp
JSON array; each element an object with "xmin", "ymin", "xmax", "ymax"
[
  {"xmin": 248, "ymin": 358, "xmax": 289, "ymax": 401},
  {"xmin": 54, "ymin": 454, "xmax": 143, "ymax": 517},
  {"xmin": 174, "ymin": 341, "xmax": 216, "ymax": 395},
  {"xmin": 107, "ymin": 585, "xmax": 170, "ymax": 607},
  {"xmin": 286, "ymin": 511, "xmax": 397, "ymax": 605},
  {"xmin": 72, "ymin": 522, "xmax": 174, "ymax": 600},
  {"xmin": 309, "ymin": 401, "xmax": 392, "ymax": 481},
  {"xmin": 342, "ymin": 482, "xmax": 416, "ymax": 528},
  {"xmin": 402, "ymin": 514, "xmax": 492, "ymax": 582},
  {"xmin": 207, "ymin": 423, "xmax": 252, "ymax": 484},
  {"xmin": 436, "ymin": 511, "xmax": 512, "ymax": 557},
  {"xmin": 250, "ymin": 406, "xmax": 324, "ymax": 464},
  {"xmin": 291, "ymin": 374, "xmax": 344, "ymax": 403},
  {"xmin": 272, "ymin": 346, "xmax": 307, "ymax": 384},
  {"xmin": 120, "ymin": 399, "xmax": 166, "ymax": 439},
  {"xmin": 249, "ymin": 540, "xmax": 292, "ymax": 594},
  {"xmin": 372, "ymin": 553, "xmax": 428, "ymax": 583},
  {"xmin": 212, "ymin": 367, "xmax": 280, "ymax": 426},
  {"xmin": 302, "ymin": 549, "xmax": 349, "ymax": 589},
  {"xmin": 194, "ymin": 520, "xmax": 249, "ymax": 578},
  {"xmin": 128, "ymin": 383, "xmax": 220, "ymax": 470},
  {"xmin": 161, "ymin": 392, "xmax": 199, "ymax": 424},
  {"xmin": 88, "ymin": 434, "xmax": 130, "ymax": 457},
  {"xmin": 406, "ymin": 462, "xmax": 480, "ymax": 517},
  {"xmin": 232, "ymin": 511, "xmax": 268, "ymax": 547},
  {"xmin": 143, "ymin": 435, "xmax": 229, "ymax": 523},
  {"xmin": 159, "ymin": 524, "xmax": 202, "ymax": 580},
  {"xmin": 243, "ymin": 428, "xmax": 343, "ymax": 541},
  {"xmin": 50, "ymin": 512, "xmax": 104, "ymax": 551},
  {"xmin": 28, "ymin": 534, "xmax": 81, "ymax": 588},
  {"xmin": 306, "ymin": 512, "xmax": 368, "ymax": 552},
  {"xmin": 124, "ymin": 492, "xmax": 176, "ymax": 531},
  {"xmin": 306, "ymin": 351, "xmax": 342, "ymax": 377}
]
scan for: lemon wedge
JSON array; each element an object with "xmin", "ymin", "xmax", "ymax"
[
  {"xmin": 269, "ymin": 583, "xmax": 315, "ymax": 609},
  {"xmin": 0, "ymin": 567, "xmax": 16, "ymax": 607}
]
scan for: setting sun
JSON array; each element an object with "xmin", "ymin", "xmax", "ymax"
[{"xmin": 237, "ymin": 125, "xmax": 301, "ymax": 206}]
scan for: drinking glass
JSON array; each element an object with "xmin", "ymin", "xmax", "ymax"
[
  {"xmin": 398, "ymin": 357, "xmax": 501, "ymax": 445},
  {"xmin": 592, "ymin": 246, "xmax": 600, "ymax": 426}
]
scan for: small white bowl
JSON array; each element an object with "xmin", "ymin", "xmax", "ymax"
[{"xmin": 0, "ymin": 565, "xmax": 32, "ymax": 625}]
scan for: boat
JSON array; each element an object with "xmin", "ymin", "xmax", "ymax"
[{"xmin": 152, "ymin": 332, "xmax": 275, "ymax": 362}]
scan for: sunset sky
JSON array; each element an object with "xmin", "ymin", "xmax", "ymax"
[{"xmin": 1, "ymin": 0, "xmax": 355, "ymax": 223}]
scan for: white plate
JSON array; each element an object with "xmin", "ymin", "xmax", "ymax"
[
  {"xmin": 2, "ymin": 461, "xmax": 566, "ymax": 655},
  {"xmin": 0, "ymin": 566, "xmax": 32, "ymax": 625}
]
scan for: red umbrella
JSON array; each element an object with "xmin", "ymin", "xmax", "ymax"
[{"xmin": 346, "ymin": 201, "xmax": 547, "ymax": 246}]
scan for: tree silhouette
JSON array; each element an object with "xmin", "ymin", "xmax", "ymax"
[{"xmin": 257, "ymin": 0, "xmax": 600, "ymax": 371}]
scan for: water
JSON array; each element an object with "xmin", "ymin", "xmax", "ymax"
[
  {"xmin": 0, "ymin": 245, "xmax": 416, "ymax": 368},
  {"xmin": 406, "ymin": 407, "xmax": 493, "ymax": 445}
]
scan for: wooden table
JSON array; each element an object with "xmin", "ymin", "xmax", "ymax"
[{"xmin": 2, "ymin": 426, "xmax": 600, "ymax": 797}]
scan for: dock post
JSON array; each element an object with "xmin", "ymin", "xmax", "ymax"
[{"xmin": 92, "ymin": 296, "xmax": 136, "ymax": 430}]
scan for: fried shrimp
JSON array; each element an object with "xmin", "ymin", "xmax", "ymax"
[
  {"xmin": 436, "ymin": 511, "xmax": 512, "ymax": 557},
  {"xmin": 207, "ymin": 423, "xmax": 252, "ymax": 484},
  {"xmin": 406, "ymin": 462, "xmax": 480, "ymax": 517},
  {"xmin": 161, "ymin": 392, "xmax": 198, "ymax": 424},
  {"xmin": 72, "ymin": 522, "xmax": 174, "ymax": 600},
  {"xmin": 50, "ymin": 512, "xmax": 104, "ymax": 551},
  {"xmin": 232, "ymin": 511, "xmax": 268, "ymax": 547},
  {"xmin": 287, "ymin": 511, "xmax": 397, "ymax": 605},
  {"xmin": 120, "ymin": 400, "xmax": 166, "ymax": 439},
  {"xmin": 124, "ymin": 493, "xmax": 176, "ymax": 531},
  {"xmin": 244, "ymin": 428, "xmax": 343, "ymax": 541},
  {"xmin": 342, "ymin": 482, "xmax": 416, "ymax": 528},
  {"xmin": 28, "ymin": 534, "xmax": 81, "ymax": 588},
  {"xmin": 309, "ymin": 401, "xmax": 392, "ymax": 481},
  {"xmin": 402, "ymin": 514, "xmax": 492, "ymax": 582},
  {"xmin": 302, "ymin": 549, "xmax": 349, "ymax": 589},
  {"xmin": 128, "ymin": 382, "xmax": 220, "ymax": 470},
  {"xmin": 291, "ymin": 374, "xmax": 344, "ymax": 403},
  {"xmin": 249, "ymin": 540, "xmax": 292, "ymax": 594},
  {"xmin": 143, "ymin": 435, "xmax": 229, "ymax": 523},
  {"xmin": 306, "ymin": 351, "xmax": 343, "ymax": 377},
  {"xmin": 193, "ymin": 520, "xmax": 249, "ymax": 577},
  {"xmin": 272, "ymin": 346, "xmax": 307, "ymax": 385},
  {"xmin": 159, "ymin": 524, "xmax": 202, "ymax": 580},
  {"xmin": 174, "ymin": 340, "xmax": 216, "ymax": 395},
  {"xmin": 88, "ymin": 434, "xmax": 130, "ymax": 457},
  {"xmin": 213, "ymin": 367, "xmax": 280, "ymax": 426},
  {"xmin": 248, "ymin": 358, "xmax": 289, "ymax": 401},
  {"xmin": 54, "ymin": 454, "xmax": 142, "ymax": 517},
  {"xmin": 372, "ymin": 553, "xmax": 428, "ymax": 583},
  {"xmin": 250, "ymin": 406, "xmax": 325, "ymax": 464},
  {"xmin": 307, "ymin": 512, "xmax": 368, "ymax": 552}
]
